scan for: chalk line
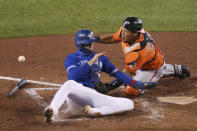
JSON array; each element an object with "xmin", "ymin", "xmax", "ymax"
[
  {"xmin": 0, "ymin": 75, "xmax": 86, "ymax": 122},
  {"xmin": 0, "ymin": 75, "xmax": 61, "ymax": 87},
  {"xmin": 24, "ymin": 87, "xmax": 88, "ymax": 122},
  {"xmin": 24, "ymin": 88, "xmax": 59, "ymax": 107}
]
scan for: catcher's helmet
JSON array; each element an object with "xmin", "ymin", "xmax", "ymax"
[{"xmin": 122, "ymin": 17, "xmax": 143, "ymax": 33}]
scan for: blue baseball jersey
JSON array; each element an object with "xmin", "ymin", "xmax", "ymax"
[{"xmin": 65, "ymin": 50, "xmax": 133, "ymax": 88}]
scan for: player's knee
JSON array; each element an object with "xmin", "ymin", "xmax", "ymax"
[
  {"xmin": 61, "ymin": 80, "xmax": 76, "ymax": 91},
  {"xmin": 63, "ymin": 80, "xmax": 76, "ymax": 87},
  {"xmin": 126, "ymin": 99, "xmax": 134, "ymax": 110},
  {"xmin": 121, "ymin": 98, "xmax": 134, "ymax": 111}
]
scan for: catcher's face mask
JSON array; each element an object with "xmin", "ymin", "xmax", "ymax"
[{"xmin": 121, "ymin": 28, "xmax": 139, "ymax": 44}]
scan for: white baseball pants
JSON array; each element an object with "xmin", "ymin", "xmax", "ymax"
[
  {"xmin": 133, "ymin": 62, "xmax": 182, "ymax": 82},
  {"xmin": 49, "ymin": 80, "xmax": 134, "ymax": 116}
]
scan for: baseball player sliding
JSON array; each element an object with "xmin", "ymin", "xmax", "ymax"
[
  {"xmin": 43, "ymin": 29, "xmax": 157, "ymax": 123},
  {"xmin": 95, "ymin": 17, "xmax": 190, "ymax": 97}
]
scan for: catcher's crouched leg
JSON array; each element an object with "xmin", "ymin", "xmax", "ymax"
[{"xmin": 124, "ymin": 86, "xmax": 142, "ymax": 98}]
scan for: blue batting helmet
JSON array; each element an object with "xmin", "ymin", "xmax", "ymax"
[{"xmin": 75, "ymin": 29, "xmax": 97, "ymax": 50}]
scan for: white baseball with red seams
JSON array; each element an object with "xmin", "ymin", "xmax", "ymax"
[{"xmin": 18, "ymin": 56, "xmax": 25, "ymax": 62}]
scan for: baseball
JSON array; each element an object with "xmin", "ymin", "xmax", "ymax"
[{"xmin": 18, "ymin": 56, "xmax": 25, "ymax": 62}]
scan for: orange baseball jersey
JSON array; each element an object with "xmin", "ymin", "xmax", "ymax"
[{"xmin": 113, "ymin": 26, "xmax": 164, "ymax": 73}]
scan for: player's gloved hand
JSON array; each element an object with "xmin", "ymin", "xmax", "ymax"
[
  {"xmin": 94, "ymin": 36, "xmax": 100, "ymax": 42},
  {"xmin": 131, "ymin": 80, "xmax": 158, "ymax": 89},
  {"xmin": 95, "ymin": 81, "xmax": 111, "ymax": 94}
]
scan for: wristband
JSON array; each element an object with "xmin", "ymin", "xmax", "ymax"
[{"xmin": 130, "ymin": 79, "xmax": 136, "ymax": 86}]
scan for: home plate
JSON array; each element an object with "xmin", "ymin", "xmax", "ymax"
[{"xmin": 157, "ymin": 96, "xmax": 197, "ymax": 105}]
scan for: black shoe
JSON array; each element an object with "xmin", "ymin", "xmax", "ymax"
[
  {"xmin": 43, "ymin": 107, "xmax": 54, "ymax": 124},
  {"xmin": 178, "ymin": 65, "xmax": 190, "ymax": 79},
  {"xmin": 181, "ymin": 65, "xmax": 190, "ymax": 77}
]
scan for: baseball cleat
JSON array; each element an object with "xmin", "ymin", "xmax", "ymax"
[
  {"xmin": 84, "ymin": 105, "xmax": 90, "ymax": 114},
  {"xmin": 181, "ymin": 65, "xmax": 190, "ymax": 77},
  {"xmin": 84, "ymin": 105, "xmax": 101, "ymax": 117},
  {"xmin": 43, "ymin": 107, "xmax": 54, "ymax": 124},
  {"xmin": 177, "ymin": 65, "xmax": 190, "ymax": 79}
]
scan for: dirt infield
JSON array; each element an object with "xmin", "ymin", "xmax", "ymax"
[{"xmin": 0, "ymin": 32, "xmax": 197, "ymax": 131}]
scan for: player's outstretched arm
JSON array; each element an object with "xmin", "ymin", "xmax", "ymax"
[
  {"xmin": 95, "ymin": 35, "xmax": 119, "ymax": 44},
  {"xmin": 102, "ymin": 56, "xmax": 158, "ymax": 89},
  {"xmin": 95, "ymin": 26, "xmax": 122, "ymax": 44},
  {"xmin": 114, "ymin": 70, "xmax": 158, "ymax": 89}
]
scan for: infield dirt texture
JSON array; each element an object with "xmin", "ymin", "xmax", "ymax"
[
  {"xmin": 0, "ymin": 32, "xmax": 197, "ymax": 131},
  {"xmin": 0, "ymin": 0, "xmax": 197, "ymax": 130}
]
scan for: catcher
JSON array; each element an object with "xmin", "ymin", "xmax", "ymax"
[{"xmin": 95, "ymin": 17, "xmax": 190, "ymax": 97}]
